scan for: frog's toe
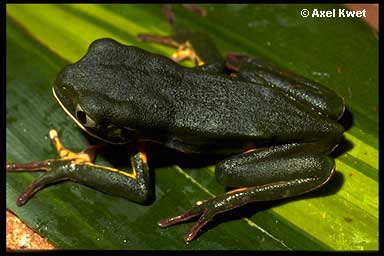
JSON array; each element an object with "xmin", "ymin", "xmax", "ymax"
[
  {"xmin": 158, "ymin": 202, "xmax": 205, "ymax": 228},
  {"xmin": 158, "ymin": 199, "xmax": 217, "ymax": 242}
]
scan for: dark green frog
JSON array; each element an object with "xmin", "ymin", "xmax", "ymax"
[{"xmin": 7, "ymin": 5, "xmax": 345, "ymax": 242}]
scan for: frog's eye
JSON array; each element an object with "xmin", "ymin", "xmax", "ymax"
[{"xmin": 75, "ymin": 104, "xmax": 96, "ymax": 128}]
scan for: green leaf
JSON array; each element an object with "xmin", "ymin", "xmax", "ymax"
[{"xmin": 6, "ymin": 4, "xmax": 378, "ymax": 250}]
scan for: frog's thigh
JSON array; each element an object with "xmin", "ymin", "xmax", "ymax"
[
  {"xmin": 215, "ymin": 143, "xmax": 335, "ymax": 201},
  {"xmin": 224, "ymin": 53, "xmax": 345, "ymax": 120}
]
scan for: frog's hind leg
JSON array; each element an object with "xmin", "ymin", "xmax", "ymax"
[
  {"xmin": 225, "ymin": 53, "xmax": 345, "ymax": 120},
  {"xmin": 7, "ymin": 129, "xmax": 153, "ymax": 206},
  {"xmin": 158, "ymin": 142, "xmax": 336, "ymax": 242}
]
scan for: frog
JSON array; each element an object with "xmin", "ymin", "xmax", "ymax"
[{"xmin": 6, "ymin": 5, "xmax": 345, "ymax": 242}]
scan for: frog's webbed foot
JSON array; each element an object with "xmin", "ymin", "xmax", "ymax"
[
  {"xmin": 7, "ymin": 129, "xmax": 97, "ymax": 206},
  {"xmin": 7, "ymin": 129, "xmax": 152, "ymax": 206},
  {"xmin": 158, "ymin": 197, "xmax": 221, "ymax": 242},
  {"xmin": 7, "ymin": 158, "xmax": 71, "ymax": 206}
]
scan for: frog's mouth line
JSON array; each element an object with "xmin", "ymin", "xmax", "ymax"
[{"xmin": 52, "ymin": 86, "xmax": 125, "ymax": 145}]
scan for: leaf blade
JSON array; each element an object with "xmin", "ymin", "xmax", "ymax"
[{"xmin": 6, "ymin": 4, "xmax": 378, "ymax": 250}]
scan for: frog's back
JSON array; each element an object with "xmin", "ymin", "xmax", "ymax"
[{"xmin": 163, "ymin": 70, "xmax": 343, "ymax": 152}]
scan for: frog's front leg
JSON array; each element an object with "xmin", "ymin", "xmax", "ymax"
[
  {"xmin": 159, "ymin": 142, "xmax": 336, "ymax": 242},
  {"xmin": 7, "ymin": 129, "xmax": 152, "ymax": 206},
  {"xmin": 137, "ymin": 5, "xmax": 223, "ymax": 72},
  {"xmin": 138, "ymin": 33, "xmax": 205, "ymax": 67},
  {"xmin": 137, "ymin": 5, "xmax": 203, "ymax": 66}
]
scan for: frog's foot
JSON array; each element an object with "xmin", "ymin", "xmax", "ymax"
[
  {"xmin": 158, "ymin": 197, "xmax": 221, "ymax": 242},
  {"xmin": 7, "ymin": 158, "xmax": 71, "ymax": 206},
  {"xmin": 171, "ymin": 41, "xmax": 204, "ymax": 66},
  {"xmin": 137, "ymin": 34, "xmax": 204, "ymax": 66},
  {"xmin": 137, "ymin": 5, "xmax": 206, "ymax": 67},
  {"xmin": 158, "ymin": 187, "xmax": 264, "ymax": 242},
  {"xmin": 7, "ymin": 129, "xmax": 152, "ymax": 206},
  {"xmin": 7, "ymin": 129, "xmax": 99, "ymax": 206}
]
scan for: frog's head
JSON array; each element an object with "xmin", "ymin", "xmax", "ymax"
[
  {"xmin": 52, "ymin": 78, "xmax": 140, "ymax": 145},
  {"xmin": 52, "ymin": 38, "xmax": 153, "ymax": 144}
]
